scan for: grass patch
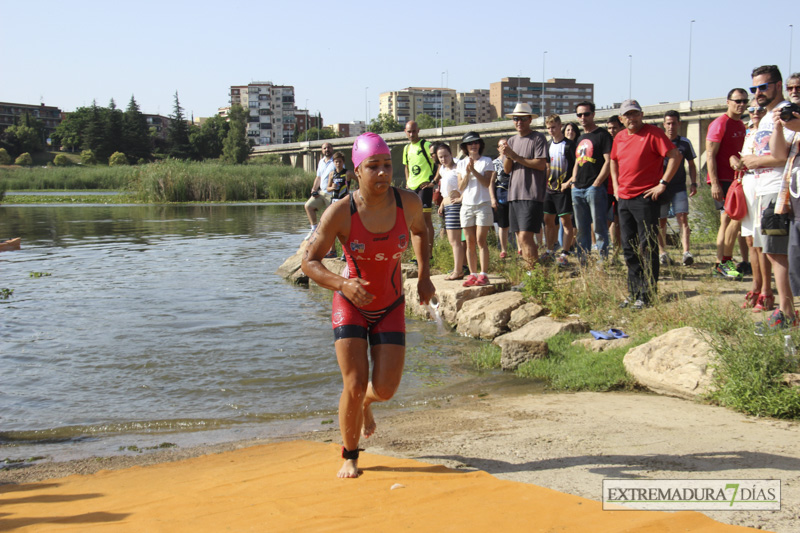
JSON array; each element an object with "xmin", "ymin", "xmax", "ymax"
[
  {"xmin": 467, "ymin": 343, "xmax": 502, "ymax": 370},
  {"xmin": 515, "ymin": 332, "xmax": 638, "ymax": 391}
]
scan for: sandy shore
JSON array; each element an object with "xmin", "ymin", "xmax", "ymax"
[{"xmin": 3, "ymin": 391, "xmax": 799, "ymax": 532}]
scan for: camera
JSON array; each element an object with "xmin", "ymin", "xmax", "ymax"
[{"xmin": 779, "ymin": 103, "xmax": 800, "ymax": 122}]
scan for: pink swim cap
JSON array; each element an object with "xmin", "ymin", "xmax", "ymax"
[{"xmin": 352, "ymin": 132, "xmax": 390, "ymax": 169}]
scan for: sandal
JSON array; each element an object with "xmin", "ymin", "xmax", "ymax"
[
  {"xmin": 753, "ymin": 294, "xmax": 775, "ymax": 312},
  {"xmin": 500, "ymin": 251, "xmax": 507, "ymax": 259},
  {"xmin": 742, "ymin": 291, "xmax": 760, "ymax": 309},
  {"xmin": 444, "ymin": 272, "xmax": 464, "ymax": 281}
]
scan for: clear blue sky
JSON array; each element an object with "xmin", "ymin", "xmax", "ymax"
[{"xmin": 2, "ymin": 0, "xmax": 796, "ymax": 125}]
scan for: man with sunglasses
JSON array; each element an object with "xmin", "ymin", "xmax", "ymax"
[
  {"xmin": 740, "ymin": 65, "xmax": 796, "ymax": 334},
  {"xmin": 500, "ymin": 102, "xmax": 548, "ymax": 264},
  {"xmin": 561, "ymin": 101, "xmax": 613, "ymax": 264},
  {"xmin": 706, "ymin": 88, "xmax": 748, "ymax": 280}
]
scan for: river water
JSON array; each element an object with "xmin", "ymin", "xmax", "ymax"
[{"xmin": 0, "ymin": 203, "xmax": 518, "ymax": 461}]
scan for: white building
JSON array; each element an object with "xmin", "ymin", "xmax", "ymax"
[{"xmin": 229, "ymin": 81, "xmax": 296, "ymax": 146}]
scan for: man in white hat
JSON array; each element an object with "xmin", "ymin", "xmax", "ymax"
[
  {"xmin": 499, "ymin": 102, "xmax": 548, "ymax": 264},
  {"xmin": 610, "ymin": 99, "xmax": 681, "ymax": 310}
]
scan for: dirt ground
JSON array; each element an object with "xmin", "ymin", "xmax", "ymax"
[{"xmin": 3, "ymin": 391, "xmax": 799, "ymax": 532}]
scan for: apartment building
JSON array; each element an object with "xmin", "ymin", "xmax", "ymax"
[
  {"xmin": 379, "ymin": 87, "xmax": 457, "ymax": 125},
  {"xmin": 294, "ymin": 109, "xmax": 324, "ymax": 138},
  {"xmin": 0, "ymin": 102, "xmax": 62, "ymax": 139},
  {"xmin": 326, "ymin": 121, "xmax": 366, "ymax": 138},
  {"xmin": 456, "ymin": 89, "xmax": 492, "ymax": 124},
  {"xmin": 489, "ymin": 77, "xmax": 594, "ymax": 120},
  {"xmin": 229, "ymin": 82, "xmax": 296, "ymax": 145}
]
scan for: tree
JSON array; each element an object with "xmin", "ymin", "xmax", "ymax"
[
  {"xmin": 53, "ymin": 106, "xmax": 93, "ymax": 152},
  {"xmin": 167, "ymin": 91, "xmax": 193, "ymax": 160},
  {"xmin": 80, "ymin": 149, "xmax": 97, "ymax": 165},
  {"xmin": 295, "ymin": 127, "xmax": 337, "ymax": 142},
  {"xmin": 416, "ymin": 113, "xmax": 436, "ymax": 130},
  {"xmin": 101, "ymin": 99, "xmax": 124, "ymax": 160},
  {"xmin": 4, "ymin": 124, "xmax": 42, "ymax": 154},
  {"xmin": 0, "ymin": 148, "xmax": 11, "ymax": 165},
  {"xmin": 368, "ymin": 113, "xmax": 403, "ymax": 134},
  {"xmin": 221, "ymin": 104, "xmax": 250, "ymax": 164},
  {"xmin": 122, "ymin": 96, "xmax": 151, "ymax": 162},
  {"xmin": 191, "ymin": 114, "xmax": 229, "ymax": 160}
]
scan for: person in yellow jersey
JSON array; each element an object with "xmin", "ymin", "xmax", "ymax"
[{"xmin": 403, "ymin": 120, "xmax": 436, "ymax": 260}]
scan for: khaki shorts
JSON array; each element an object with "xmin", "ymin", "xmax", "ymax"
[{"xmin": 305, "ymin": 192, "xmax": 331, "ymax": 212}]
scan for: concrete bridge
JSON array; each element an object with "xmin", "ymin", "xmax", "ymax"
[{"xmin": 252, "ymin": 98, "xmax": 732, "ymax": 184}]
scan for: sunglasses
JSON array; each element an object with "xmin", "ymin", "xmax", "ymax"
[
  {"xmin": 576, "ymin": 112, "xmax": 592, "ymax": 118},
  {"xmin": 729, "ymin": 99, "xmax": 748, "ymax": 104},
  {"xmin": 512, "ymin": 116, "xmax": 530, "ymax": 122},
  {"xmin": 749, "ymin": 81, "xmax": 777, "ymax": 94},
  {"xmin": 747, "ymin": 106, "xmax": 766, "ymax": 113},
  {"xmin": 466, "ymin": 140, "xmax": 481, "ymax": 145}
]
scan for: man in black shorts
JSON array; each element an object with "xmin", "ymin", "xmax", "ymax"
[
  {"xmin": 543, "ymin": 114, "xmax": 575, "ymax": 266},
  {"xmin": 499, "ymin": 103, "xmax": 548, "ymax": 264}
]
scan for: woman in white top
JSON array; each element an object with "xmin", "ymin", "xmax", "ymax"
[
  {"xmin": 436, "ymin": 143, "xmax": 465, "ymax": 280},
  {"xmin": 457, "ymin": 132, "xmax": 495, "ymax": 287}
]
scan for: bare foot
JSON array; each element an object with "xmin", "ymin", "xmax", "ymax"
[
  {"xmin": 362, "ymin": 404, "xmax": 376, "ymax": 438},
  {"xmin": 337, "ymin": 459, "xmax": 359, "ymax": 478}
]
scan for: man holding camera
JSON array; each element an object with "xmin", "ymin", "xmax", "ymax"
[{"xmin": 741, "ymin": 65, "xmax": 797, "ymax": 334}]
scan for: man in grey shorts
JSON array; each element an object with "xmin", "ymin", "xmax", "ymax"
[
  {"xmin": 658, "ymin": 110, "xmax": 698, "ymax": 266},
  {"xmin": 741, "ymin": 65, "xmax": 796, "ymax": 334}
]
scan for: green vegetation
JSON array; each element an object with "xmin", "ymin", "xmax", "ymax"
[
  {"xmin": 109, "ymin": 151, "xmax": 128, "ymax": 166},
  {"xmin": 221, "ymin": 104, "xmax": 250, "ymax": 164},
  {"xmin": 53, "ymin": 153, "xmax": 72, "ymax": 166},
  {"xmin": 0, "ymin": 148, "xmax": 11, "ymax": 165},
  {"xmin": 0, "ymin": 288, "xmax": 13, "ymax": 300},
  {"xmin": 14, "ymin": 152, "xmax": 32, "ymax": 166},
  {"xmin": 118, "ymin": 442, "xmax": 178, "ymax": 453},
  {"xmin": 467, "ymin": 343, "xmax": 502, "ymax": 370},
  {"xmin": 29, "ymin": 271, "xmax": 52, "ymax": 278},
  {"xmin": 0, "ymin": 159, "xmax": 315, "ymax": 202}
]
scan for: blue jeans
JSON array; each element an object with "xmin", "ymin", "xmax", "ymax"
[{"xmin": 571, "ymin": 185, "xmax": 609, "ymax": 259}]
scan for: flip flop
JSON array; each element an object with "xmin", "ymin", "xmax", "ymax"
[
  {"xmin": 444, "ymin": 272, "xmax": 464, "ymax": 281},
  {"xmin": 607, "ymin": 328, "xmax": 629, "ymax": 339},
  {"xmin": 590, "ymin": 330, "xmax": 613, "ymax": 340}
]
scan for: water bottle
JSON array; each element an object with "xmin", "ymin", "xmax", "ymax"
[{"xmin": 784, "ymin": 335, "xmax": 798, "ymax": 372}]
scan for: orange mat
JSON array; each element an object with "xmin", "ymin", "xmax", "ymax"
[{"xmin": 0, "ymin": 441, "xmax": 758, "ymax": 532}]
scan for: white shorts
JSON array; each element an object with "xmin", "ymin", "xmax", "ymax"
[{"xmin": 460, "ymin": 202, "xmax": 494, "ymax": 228}]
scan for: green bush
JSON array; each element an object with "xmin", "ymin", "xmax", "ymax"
[
  {"xmin": 14, "ymin": 152, "xmax": 33, "ymax": 166},
  {"xmin": 80, "ymin": 149, "xmax": 97, "ymax": 165},
  {"xmin": 0, "ymin": 148, "xmax": 10, "ymax": 165},
  {"xmin": 109, "ymin": 152, "xmax": 129, "ymax": 166},
  {"xmin": 53, "ymin": 153, "xmax": 71, "ymax": 167}
]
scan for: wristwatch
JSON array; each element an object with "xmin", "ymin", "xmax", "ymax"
[{"xmin": 659, "ymin": 179, "xmax": 668, "ymax": 186}]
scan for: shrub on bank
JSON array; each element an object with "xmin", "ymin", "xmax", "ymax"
[
  {"xmin": 53, "ymin": 154, "xmax": 71, "ymax": 167},
  {"xmin": 109, "ymin": 152, "xmax": 128, "ymax": 166},
  {"xmin": 0, "ymin": 148, "xmax": 10, "ymax": 165},
  {"xmin": 80, "ymin": 150, "xmax": 97, "ymax": 165},
  {"xmin": 14, "ymin": 152, "xmax": 32, "ymax": 166}
]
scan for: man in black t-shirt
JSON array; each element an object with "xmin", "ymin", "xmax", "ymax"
[{"xmin": 561, "ymin": 101, "xmax": 613, "ymax": 262}]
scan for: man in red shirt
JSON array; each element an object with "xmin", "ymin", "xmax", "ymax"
[
  {"xmin": 610, "ymin": 100, "xmax": 681, "ymax": 310},
  {"xmin": 706, "ymin": 89, "xmax": 748, "ymax": 279}
]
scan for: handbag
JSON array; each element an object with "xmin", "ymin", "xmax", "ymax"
[
  {"xmin": 724, "ymin": 171, "xmax": 747, "ymax": 221},
  {"xmin": 761, "ymin": 199, "xmax": 791, "ymax": 236}
]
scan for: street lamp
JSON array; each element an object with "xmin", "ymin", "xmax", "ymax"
[
  {"xmin": 791, "ymin": 25, "xmax": 794, "ymax": 73},
  {"xmin": 541, "ymin": 51, "xmax": 547, "ymax": 116},
  {"xmin": 688, "ymin": 19, "xmax": 695, "ymax": 101},
  {"xmin": 305, "ymin": 98, "xmax": 309, "ymax": 140},
  {"xmin": 628, "ymin": 55, "xmax": 633, "ymax": 100},
  {"xmin": 364, "ymin": 87, "xmax": 369, "ymax": 130},
  {"xmin": 440, "ymin": 71, "xmax": 446, "ymax": 130}
]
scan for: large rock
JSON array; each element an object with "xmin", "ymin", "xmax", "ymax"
[
  {"xmin": 404, "ymin": 274, "xmax": 505, "ymax": 325},
  {"xmin": 572, "ymin": 337, "xmax": 632, "ymax": 352},
  {"xmin": 456, "ymin": 291, "xmax": 525, "ymax": 340},
  {"xmin": 494, "ymin": 316, "xmax": 589, "ymax": 371},
  {"xmin": 276, "ymin": 242, "xmax": 306, "ymax": 280},
  {"xmin": 623, "ymin": 326, "xmax": 714, "ymax": 400},
  {"xmin": 508, "ymin": 302, "xmax": 547, "ymax": 330}
]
